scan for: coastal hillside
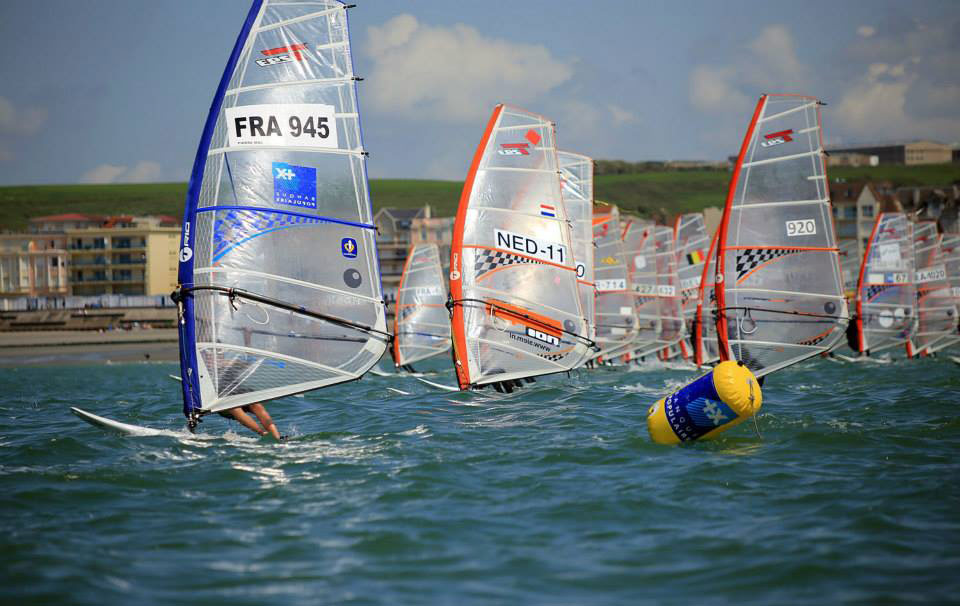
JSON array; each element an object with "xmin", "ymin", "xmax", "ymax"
[{"xmin": 0, "ymin": 163, "xmax": 957, "ymax": 230}]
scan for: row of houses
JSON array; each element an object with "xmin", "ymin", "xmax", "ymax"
[
  {"xmin": 1, "ymin": 182, "xmax": 955, "ymax": 306},
  {"xmin": 0, "ymin": 207, "xmax": 456, "ymax": 306}
]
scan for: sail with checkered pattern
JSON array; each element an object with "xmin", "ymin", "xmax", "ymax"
[
  {"xmin": 674, "ymin": 213, "xmax": 709, "ymax": 358},
  {"xmin": 715, "ymin": 94, "xmax": 848, "ymax": 377},
  {"xmin": 175, "ymin": 0, "xmax": 387, "ymax": 419},
  {"xmin": 911, "ymin": 222, "xmax": 956, "ymax": 355},
  {"xmin": 448, "ymin": 105, "xmax": 590, "ymax": 389},
  {"xmin": 854, "ymin": 213, "xmax": 915, "ymax": 354},
  {"xmin": 558, "ymin": 150, "xmax": 596, "ymax": 361},
  {"xmin": 621, "ymin": 218, "xmax": 659, "ymax": 359},
  {"xmin": 392, "ymin": 243, "xmax": 451, "ymax": 367},
  {"xmin": 592, "ymin": 205, "xmax": 638, "ymax": 360}
]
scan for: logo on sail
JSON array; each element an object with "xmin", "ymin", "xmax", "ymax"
[
  {"xmin": 341, "ymin": 237, "xmax": 358, "ymax": 259},
  {"xmin": 760, "ymin": 129, "xmax": 794, "ymax": 148},
  {"xmin": 273, "ymin": 162, "xmax": 317, "ymax": 209},
  {"xmin": 256, "ymin": 44, "xmax": 307, "ymax": 67},
  {"xmin": 497, "ymin": 129, "xmax": 542, "ymax": 155}
]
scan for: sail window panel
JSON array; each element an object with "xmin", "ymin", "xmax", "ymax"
[
  {"xmin": 735, "ymin": 156, "xmax": 825, "ymax": 206},
  {"xmin": 467, "ymin": 171, "xmax": 563, "ymax": 218},
  {"xmin": 729, "ymin": 341, "xmax": 828, "ymax": 376},
  {"xmin": 723, "ymin": 247, "xmax": 843, "ymax": 296},
  {"xmin": 748, "ymin": 101, "xmax": 822, "ymax": 168},
  {"xmin": 463, "ymin": 251, "xmax": 580, "ymax": 320},
  {"xmin": 191, "ymin": 212, "xmax": 217, "ymax": 269},
  {"xmin": 726, "ymin": 205, "xmax": 833, "ymax": 250},
  {"xmin": 484, "ymin": 120, "xmax": 557, "ymax": 173},
  {"xmin": 202, "ymin": 213, "xmax": 378, "ymax": 301},
  {"xmin": 231, "ymin": 13, "xmax": 351, "ymax": 91},
  {"xmin": 395, "ymin": 243, "xmax": 451, "ymax": 366},
  {"xmin": 198, "ymin": 346, "xmax": 340, "ymax": 401},
  {"xmin": 197, "ymin": 287, "xmax": 381, "ymax": 378},
  {"xmin": 654, "ymin": 226, "xmax": 684, "ymax": 346},
  {"xmin": 675, "ymin": 215, "xmax": 708, "ymax": 319},
  {"xmin": 472, "ymin": 336, "xmax": 569, "ymax": 382},
  {"xmin": 201, "ymin": 150, "xmax": 366, "ymax": 224},
  {"xmin": 259, "ymin": 2, "xmax": 342, "ymax": 28}
]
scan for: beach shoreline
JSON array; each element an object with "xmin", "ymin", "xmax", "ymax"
[{"xmin": 0, "ymin": 329, "xmax": 178, "ymax": 367}]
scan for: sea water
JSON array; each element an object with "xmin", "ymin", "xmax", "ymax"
[{"xmin": 2, "ymin": 356, "xmax": 958, "ymax": 605}]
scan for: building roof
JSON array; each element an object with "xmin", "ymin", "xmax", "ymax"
[
  {"xmin": 828, "ymin": 181, "xmax": 867, "ymax": 204},
  {"xmin": 29, "ymin": 213, "xmax": 102, "ymax": 223}
]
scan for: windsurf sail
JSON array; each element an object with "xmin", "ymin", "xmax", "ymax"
[
  {"xmin": 448, "ymin": 104, "xmax": 591, "ymax": 389},
  {"xmin": 694, "ymin": 227, "xmax": 720, "ymax": 367},
  {"xmin": 715, "ymin": 93, "xmax": 848, "ymax": 377},
  {"xmin": 592, "ymin": 204, "xmax": 639, "ymax": 360},
  {"xmin": 853, "ymin": 213, "xmax": 915, "ymax": 354},
  {"xmin": 621, "ymin": 217, "xmax": 660, "ymax": 360},
  {"xmin": 911, "ymin": 222, "xmax": 955, "ymax": 355},
  {"xmin": 174, "ymin": 0, "xmax": 388, "ymax": 425},
  {"xmin": 558, "ymin": 150, "xmax": 596, "ymax": 362},
  {"xmin": 674, "ymin": 213, "xmax": 709, "ymax": 358},
  {"xmin": 654, "ymin": 224, "xmax": 686, "ymax": 354},
  {"xmin": 392, "ymin": 243, "xmax": 451, "ymax": 368},
  {"xmin": 928, "ymin": 233, "xmax": 960, "ymax": 353}
]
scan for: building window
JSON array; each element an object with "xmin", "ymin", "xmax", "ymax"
[{"xmin": 862, "ymin": 205, "xmax": 874, "ymax": 218}]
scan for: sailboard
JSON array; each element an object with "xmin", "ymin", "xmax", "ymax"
[
  {"xmin": 173, "ymin": 0, "xmax": 388, "ymax": 428},
  {"xmin": 592, "ymin": 204, "xmax": 639, "ymax": 361},
  {"xmin": 558, "ymin": 150, "xmax": 596, "ymax": 367},
  {"xmin": 693, "ymin": 228, "xmax": 721, "ymax": 367},
  {"xmin": 715, "ymin": 93, "xmax": 848, "ymax": 377},
  {"xmin": 71, "ymin": 407, "xmax": 175, "ymax": 437},
  {"xmin": 852, "ymin": 212, "xmax": 915, "ymax": 355},
  {"xmin": 910, "ymin": 222, "xmax": 956, "ymax": 355},
  {"xmin": 621, "ymin": 218, "xmax": 659, "ymax": 360},
  {"xmin": 654, "ymin": 225, "xmax": 686, "ymax": 355},
  {"xmin": 674, "ymin": 213, "xmax": 709, "ymax": 358},
  {"xmin": 391, "ymin": 243, "xmax": 451, "ymax": 369},
  {"xmin": 448, "ymin": 104, "xmax": 591, "ymax": 390}
]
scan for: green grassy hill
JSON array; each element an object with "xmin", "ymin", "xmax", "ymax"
[{"xmin": 1, "ymin": 164, "xmax": 957, "ymax": 231}]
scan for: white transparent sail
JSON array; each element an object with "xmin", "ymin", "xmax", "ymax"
[
  {"xmin": 912, "ymin": 222, "xmax": 956, "ymax": 354},
  {"xmin": 674, "ymin": 213, "xmax": 709, "ymax": 358},
  {"xmin": 448, "ymin": 105, "xmax": 589, "ymax": 388},
  {"xmin": 694, "ymin": 228, "xmax": 720, "ymax": 366},
  {"xmin": 654, "ymin": 225, "xmax": 686, "ymax": 354},
  {"xmin": 621, "ymin": 217, "xmax": 660, "ymax": 359},
  {"xmin": 392, "ymin": 243, "xmax": 451, "ymax": 367},
  {"xmin": 176, "ymin": 0, "xmax": 387, "ymax": 416},
  {"xmin": 927, "ymin": 233, "xmax": 960, "ymax": 353},
  {"xmin": 854, "ymin": 213, "xmax": 915, "ymax": 354},
  {"xmin": 558, "ymin": 150, "xmax": 596, "ymax": 366},
  {"xmin": 716, "ymin": 94, "xmax": 848, "ymax": 377},
  {"xmin": 592, "ymin": 204, "xmax": 638, "ymax": 360}
]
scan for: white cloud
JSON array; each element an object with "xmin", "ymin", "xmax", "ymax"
[
  {"xmin": 81, "ymin": 161, "xmax": 162, "ymax": 184},
  {"xmin": 365, "ymin": 14, "xmax": 573, "ymax": 122},
  {"xmin": 689, "ymin": 25, "xmax": 808, "ymax": 114},
  {"xmin": 608, "ymin": 104, "xmax": 639, "ymax": 125},
  {"xmin": 857, "ymin": 25, "xmax": 876, "ymax": 38},
  {"xmin": 0, "ymin": 96, "xmax": 47, "ymax": 136}
]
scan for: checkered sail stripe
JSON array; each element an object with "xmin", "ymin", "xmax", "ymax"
[
  {"xmin": 213, "ymin": 209, "xmax": 323, "ymax": 261},
  {"xmin": 866, "ymin": 284, "xmax": 893, "ymax": 301},
  {"xmin": 539, "ymin": 352, "xmax": 566, "ymax": 362},
  {"xmin": 474, "ymin": 249, "xmax": 542, "ymax": 279},
  {"xmin": 735, "ymin": 248, "xmax": 800, "ymax": 280},
  {"xmin": 799, "ymin": 331, "xmax": 830, "ymax": 346}
]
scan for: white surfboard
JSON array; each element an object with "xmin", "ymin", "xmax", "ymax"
[
  {"xmin": 71, "ymin": 407, "xmax": 175, "ymax": 437},
  {"xmin": 415, "ymin": 377, "xmax": 460, "ymax": 392}
]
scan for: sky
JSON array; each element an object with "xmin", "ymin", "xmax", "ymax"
[{"xmin": 0, "ymin": 0, "xmax": 958, "ymax": 186}]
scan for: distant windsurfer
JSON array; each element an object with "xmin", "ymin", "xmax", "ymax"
[{"xmin": 220, "ymin": 404, "xmax": 282, "ymax": 440}]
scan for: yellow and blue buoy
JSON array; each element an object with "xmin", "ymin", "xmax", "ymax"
[{"xmin": 647, "ymin": 360, "xmax": 762, "ymax": 444}]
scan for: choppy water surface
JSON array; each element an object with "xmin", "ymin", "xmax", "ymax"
[{"xmin": 2, "ymin": 356, "xmax": 958, "ymax": 605}]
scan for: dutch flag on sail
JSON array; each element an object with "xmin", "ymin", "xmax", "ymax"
[{"xmin": 540, "ymin": 204, "xmax": 556, "ymax": 218}]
